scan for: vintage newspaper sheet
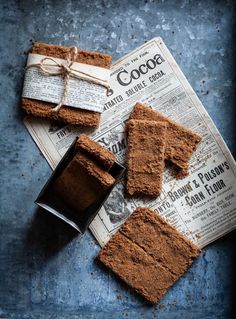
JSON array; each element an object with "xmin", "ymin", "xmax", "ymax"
[{"xmin": 24, "ymin": 37, "xmax": 236, "ymax": 248}]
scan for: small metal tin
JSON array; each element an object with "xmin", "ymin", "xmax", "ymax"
[{"xmin": 35, "ymin": 137, "xmax": 125, "ymax": 233}]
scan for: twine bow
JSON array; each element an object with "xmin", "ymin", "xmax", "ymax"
[{"xmin": 25, "ymin": 47, "xmax": 109, "ymax": 113}]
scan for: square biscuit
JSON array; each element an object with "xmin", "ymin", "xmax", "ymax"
[{"xmin": 97, "ymin": 207, "xmax": 201, "ymax": 304}]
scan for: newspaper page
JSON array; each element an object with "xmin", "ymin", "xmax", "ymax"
[{"xmin": 24, "ymin": 37, "xmax": 236, "ymax": 249}]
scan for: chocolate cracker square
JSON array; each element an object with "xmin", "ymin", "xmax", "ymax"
[
  {"xmin": 126, "ymin": 119, "xmax": 167, "ymax": 197},
  {"xmin": 53, "ymin": 134, "xmax": 116, "ymax": 213},
  {"xmin": 129, "ymin": 103, "xmax": 202, "ymax": 178},
  {"xmin": 53, "ymin": 152, "xmax": 115, "ymax": 213},
  {"xmin": 97, "ymin": 207, "xmax": 201, "ymax": 304},
  {"xmin": 76, "ymin": 134, "xmax": 115, "ymax": 170},
  {"xmin": 22, "ymin": 42, "xmax": 112, "ymax": 128}
]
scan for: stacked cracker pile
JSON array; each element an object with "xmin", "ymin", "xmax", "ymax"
[
  {"xmin": 126, "ymin": 102, "xmax": 202, "ymax": 197},
  {"xmin": 22, "ymin": 42, "xmax": 112, "ymax": 127},
  {"xmin": 53, "ymin": 134, "xmax": 116, "ymax": 213}
]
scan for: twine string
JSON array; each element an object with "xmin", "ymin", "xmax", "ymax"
[{"xmin": 25, "ymin": 47, "xmax": 109, "ymax": 113}]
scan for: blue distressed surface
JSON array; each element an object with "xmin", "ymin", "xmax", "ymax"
[{"xmin": 0, "ymin": 0, "xmax": 236, "ymax": 318}]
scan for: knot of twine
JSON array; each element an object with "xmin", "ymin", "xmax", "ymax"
[{"xmin": 25, "ymin": 47, "xmax": 109, "ymax": 113}]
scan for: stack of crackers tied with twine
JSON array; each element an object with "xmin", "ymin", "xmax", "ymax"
[{"xmin": 22, "ymin": 42, "xmax": 112, "ymax": 128}]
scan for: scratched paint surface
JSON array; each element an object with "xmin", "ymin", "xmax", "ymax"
[{"xmin": 0, "ymin": 0, "xmax": 235, "ymax": 318}]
